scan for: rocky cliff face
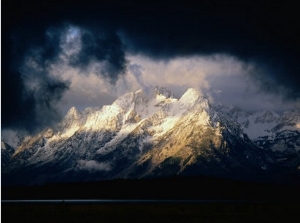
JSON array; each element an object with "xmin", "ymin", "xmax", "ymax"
[{"xmin": 2, "ymin": 87, "xmax": 300, "ymax": 185}]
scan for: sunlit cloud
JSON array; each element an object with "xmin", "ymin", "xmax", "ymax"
[
  {"xmin": 50, "ymin": 52, "xmax": 300, "ymax": 114},
  {"xmin": 116, "ymin": 54, "xmax": 299, "ymax": 111},
  {"xmin": 117, "ymin": 54, "xmax": 254, "ymax": 103}
]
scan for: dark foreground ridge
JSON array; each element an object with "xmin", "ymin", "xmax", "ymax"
[{"xmin": 2, "ymin": 176, "xmax": 300, "ymax": 201}]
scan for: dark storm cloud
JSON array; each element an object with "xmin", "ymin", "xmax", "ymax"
[
  {"xmin": 1, "ymin": 24, "xmax": 68, "ymax": 133},
  {"xmin": 2, "ymin": 0, "xmax": 299, "ymax": 132},
  {"xmin": 66, "ymin": 26, "xmax": 127, "ymax": 83},
  {"xmin": 2, "ymin": 1, "xmax": 127, "ymax": 132},
  {"xmin": 117, "ymin": 1, "xmax": 300, "ymax": 100},
  {"xmin": 105, "ymin": 1, "xmax": 299, "ymax": 99},
  {"xmin": 46, "ymin": 23, "xmax": 127, "ymax": 82},
  {"xmin": 1, "ymin": 35, "xmax": 70, "ymax": 133}
]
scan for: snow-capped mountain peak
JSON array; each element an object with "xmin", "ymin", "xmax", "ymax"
[
  {"xmin": 65, "ymin": 106, "xmax": 81, "ymax": 119},
  {"xmin": 2, "ymin": 86, "xmax": 299, "ymax": 185}
]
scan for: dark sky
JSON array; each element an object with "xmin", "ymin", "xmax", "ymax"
[{"xmin": 2, "ymin": 0, "xmax": 300, "ymax": 133}]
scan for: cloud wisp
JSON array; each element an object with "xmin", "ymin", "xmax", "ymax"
[{"xmin": 77, "ymin": 160, "xmax": 111, "ymax": 172}]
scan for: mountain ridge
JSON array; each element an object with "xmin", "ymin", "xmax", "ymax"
[{"xmin": 2, "ymin": 87, "xmax": 300, "ymax": 185}]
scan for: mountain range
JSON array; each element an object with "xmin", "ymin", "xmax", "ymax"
[{"xmin": 2, "ymin": 87, "xmax": 300, "ymax": 185}]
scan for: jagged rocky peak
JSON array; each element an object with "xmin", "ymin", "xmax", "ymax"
[
  {"xmin": 1, "ymin": 141, "xmax": 15, "ymax": 168},
  {"xmin": 1, "ymin": 130, "xmax": 25, "ymax": 149},
  {"xmin": 133, "ymin": 89, "xmax": 149, "ymax": 106},
  {"xmin": 59, "ymin": 106, "xmax": 83, "ymax": 132},
  {"xmin": 1, "ymin": 141, "xmax": 13, "ymax": 151},
  {"xmin": 43, "ymin": 128, "xmax": 54, "ymax": 139},
  {"xmin": 179, "ymin": 88, "xmax": 209, "ymax": 108},
  {"xmin": 254, "ymin": 110, "xmax": 279, "ymax": 124},
  {"xmin": 180, "ymin": 88, "xmax": 201, "ymax": 101},
  {"xmin": 111, "ymin": 91, "xmax": 135, "ymax": 111},
  {"xmin": 154, "ymin": 86, "xmax": 173, "ymax": 99},
  {"xmin": 65, "ymin": 106, "xmax": 81, "ymax": 120},
  {"xmin": 150, "ymin": 87, "xmax": 210, "ymax": 110},
  {"xmin": 112, "ymin": 86, "xmax": 175, "ymax": 111}
]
